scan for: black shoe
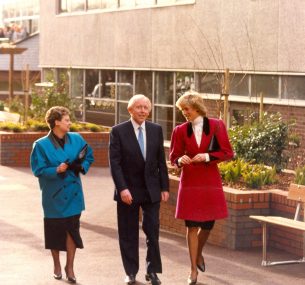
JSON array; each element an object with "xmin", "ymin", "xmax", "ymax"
[
  {"xmin": 145, "ymin": 273, "xmax": 161, "ymax": 285},
  {"xmin": 197, "ymin": 256, "xmax": 205, "ymax": 272},
  {"xmin": 125, "ymin": 274, "xmax": 136, "ymax": 284}
]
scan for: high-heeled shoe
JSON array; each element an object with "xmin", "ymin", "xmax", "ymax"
[
  {"xmin": 187, "ymin": 272, "xmax": 198, "ymax": 285},
  {"xmin": 53, "ymin": 273, "xmax": 62, "ymax": 280},
  {"xmin": 197, "ymin": 256, "xmax": 205, "ymax": 272},
  {"xmin": 64, "ymin": 267, "xmax": 76, "ymax": 284}
]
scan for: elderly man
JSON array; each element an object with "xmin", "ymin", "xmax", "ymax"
[{"xmin": 109, "ymin": 94, "xmax": 169, "ymax": 285}]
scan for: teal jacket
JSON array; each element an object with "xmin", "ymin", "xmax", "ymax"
[{"xmin": 31, "ymin": 131, "xmax": 94, "ymax": 218}]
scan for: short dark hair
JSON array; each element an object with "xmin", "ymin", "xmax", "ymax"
[{"xmin": 45, "ymin": 106, "xmax": 70, "ymax": 130}]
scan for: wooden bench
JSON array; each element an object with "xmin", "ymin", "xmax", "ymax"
[{"xmin": 250, "ymin": 183, "xmax": 305, "ymax": 266}]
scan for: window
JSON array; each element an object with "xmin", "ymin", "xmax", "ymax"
[
  {"xmin": 251, "ymin": 74, "xmax": 278, "ymax": 99},
  {"xmin": 176, "ymin": 72, "xmax": 195, "ymax": 99},
  {"xmin": 281, "ymin": 76, "xmax": 305, "ymax": 100},
  {"xmin": 71, "ymin": 70, "xmax": 83, "ymax": 98},
  {"xmin": 197, "ymin": 73, "xmax": 221, "ymax": 94},
  {"xmin": 230, "ymin": 74, "xmax": 249, "ymax": 96},
  {"xmin": 88, "ymin": 0, "xmax": 102, "ymax": 9},
  {"xmin": 117, "ymin": 71, "xmax": 134, "ymax": 101},
  {"xmin": 154, "ymin": 106, "xmax": 173, "ymax": 140},
  {"xmin": 135, "ymin": 71, "xmax": 152, "ymax": 101},
  {"xmin": 155, "ymin": 72, "xmax": 173, "ymax": 105},
  {"xmin": 71, "ymin": 0, "xmax": 85, "ymax": 11}
]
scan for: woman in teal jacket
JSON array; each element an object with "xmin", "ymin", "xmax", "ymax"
[{"xmin": 30, "ymin": 106, "xmax": 94, "ymax": 283}]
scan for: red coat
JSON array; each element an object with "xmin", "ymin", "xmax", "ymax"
[{"xmin": 170, "ymin": 117, "xmax": 234, "ymax": 222}]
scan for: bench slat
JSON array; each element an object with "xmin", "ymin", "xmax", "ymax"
[{"xmin": 250, "ymin": 215, "xmax": 305, "ymax": 231}]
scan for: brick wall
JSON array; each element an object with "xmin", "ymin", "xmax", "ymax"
[
  {"xmin": 0, "ymin": 131, "xmax": 110, "ymax": 167},
  {"xmin": 160, "ymin": 175, "xmax": 304, "ymax": 257}
]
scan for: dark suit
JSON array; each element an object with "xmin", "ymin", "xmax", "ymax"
[{"xmin": 109, "ymin": 120, "xmax": 169, "ymax": 275}]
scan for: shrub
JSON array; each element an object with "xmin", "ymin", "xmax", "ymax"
[
  {"xmin": 229, "ymin": 112, "xmax": 289, "ymax": 171},
  {"xmin": 30, "ymin": 76, "xmax": 76, "ymax": 121},
  {"xmin": 0, "ymin": 122, "xmax": 27, "ymax": 132},
  {"xmin": 84, "ymin": 123, "xmax": 103, "ymax": 132},
  {"xmin": 219, "ymin": 158, "xmax": 277, "ymax": 189},
  {"xmin": 26, "ymin": 119, "xmax": 49, "ymax": 131},
  {"xmin": 295, "ymin": 165, "xmax": 305, "ymax": 185}
]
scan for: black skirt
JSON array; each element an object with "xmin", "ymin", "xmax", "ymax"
[
  {"xmin": 44, "ymin": 214, "xmax": 84, "ymax": 251},
  {"xmin": 185, "ymin": 220, "xmax": 215, "ymax": 230}
]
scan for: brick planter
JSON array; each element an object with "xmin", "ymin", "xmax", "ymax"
[
  {"xmin": 0, "ymin": 131, "xmax": 110, "ymax": 167},
  {"xmin": 160, "ymin": 175, "xmax": 304, "ymax": 257}
]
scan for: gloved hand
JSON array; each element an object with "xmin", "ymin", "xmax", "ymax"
[{"xmin": 68, "ymin": 161, "xmax": 83, "ymax": 177}]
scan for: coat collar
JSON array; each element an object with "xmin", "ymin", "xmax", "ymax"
[{"xmin": 187, "ymin": 116, "xmax": 210, "ymax": 137}]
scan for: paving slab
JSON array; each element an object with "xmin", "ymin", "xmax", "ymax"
[{"xmin": 0, "ymin": 166, "xmax": 304, "ymax": 285}]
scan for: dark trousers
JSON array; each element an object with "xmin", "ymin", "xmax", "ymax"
[{"xmin": 117, "ymin": 200, "xmax": 162, "ymax": 275}]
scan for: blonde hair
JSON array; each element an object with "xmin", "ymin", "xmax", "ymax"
[
  {"xmin": 127, "ymin": 94, "xmax": 152, "ymax": 111},
  {"xmin": 176, "ymin": 91, "xmax": 207, "ymax": 116}
]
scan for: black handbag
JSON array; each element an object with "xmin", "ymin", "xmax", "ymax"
[
  {"xmin": 77, "ymin": 144, "xmax": 88, "ymax": 163},
  {"xmin": 207, "ymin": 122, "xmax": 220, "ymax": 152}
]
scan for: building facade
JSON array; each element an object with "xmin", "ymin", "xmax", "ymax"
[{"xmin": 39, "ymin": 0, "xmax": 305, "ymax": 141}]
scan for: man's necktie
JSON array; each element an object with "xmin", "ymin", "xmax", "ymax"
[{"xmin": 138, "ymin": 126, "xmax": 145, "ymax": 159}]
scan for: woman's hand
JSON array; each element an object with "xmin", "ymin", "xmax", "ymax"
[
  {"xmin": 56, "ymin": 162, "xmax": 69, "ymax": 173},
  {"xmin": 178, "ymin": 155, "xmax": 192, "ymax": 165},
  {"xmin": 191, "ymin": 153, "xmax": 206, "ymax": 163}
]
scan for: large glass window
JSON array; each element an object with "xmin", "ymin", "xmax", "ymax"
[
  {"xmin": 118, "ymin": 102, "xmax": 129, "ymax": 123},
  {"xmin": 71, "ymin": 70, "xmax": 83, "ymax": 98},
  {"xmin": 176, "ymin": 72, "xmax": 195, "ymax": 99},
  {"xmin": 135, "ymin": 71, "xmax": 152, "ymax": 100},
  {"xmin": 119, "ymin": 0, "xmax": 135, "ymax": 8},
  {"xmin": 155, "ymin": 72, "xmax": 173, "ymax": 105},
  {"xmin": 155, "ymin": 106, "xmax": 173, "ymax": 141},
  {"xmin": 251, "ymin": 74, "xmax": 278, "ymax": 98},
  {"xmin": 197, "ymin": 73, "xmax": 221, "ymax": 94},
  {"xmin": 88, "ymin": 0, "xmax": 102, "ymax": 9},
  {"xmin": 101, "ymin": 0, "xmax": 118, "ymax": 9},
  {"xmin": 136, "ymin": 0, "xmax": 155, "ymax": 6},
  {"xmin": 117, "ymin": 71, "xmax": 134, "ymax": 101},
  {"xmin": 230, "ymin": 74, "xmax": 249, "ymax": 96},
  {"xmin": 71, "ymin": 0, "xmax": 85, "ymax": 11},
  {"xmin": 281, "ymin": 76, "xmax": 305, "ymax": 100},
  {"xmin": 84, "ymin": 70, "xmax": 116, "ymax": 126}
]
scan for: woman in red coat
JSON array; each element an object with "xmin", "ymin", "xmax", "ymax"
[{"xmin": 170, "ymin": 91, "xmax": 234, "ymax": 285}]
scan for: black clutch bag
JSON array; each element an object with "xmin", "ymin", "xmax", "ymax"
[
  {"xmin": 76, "ymin": 144, "xmax": 88, "ymax": 163},
  {"xmin": 208, "ymin": 121, "xmax": 220, "ymax": 152},
  {"xmin": 207, "ymin": 134, "xmax": 220, "ymax": 152}
]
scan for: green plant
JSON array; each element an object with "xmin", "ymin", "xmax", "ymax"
[
  {"xmin": 295, "ymin": 165, "xmax": 305, "ymax": 185},
  {"xmin": 0, "ymin": 100, "xmax": 4, "ymax": 111},
  {"xmin": 30, "ymin": 75, "xmax": 76, "ymax": 121},
  {"xmin": 26, "ymin": 119, "xmax": 49, "ymax": 131},
  {"xmin": 229, "ymin": 112, "xmax": 289, "ymax": 171},
  {"xmin": 0, "ymin": 122, "xmax": 27, "ymax": 132},
  {"xmin": 219, "ymin": 158, "xmax": 277, "ymax": 189},
  {"xmin": 70, "ymin": 123, "xmax": 84, "ymax": 132},
  {"xmin": 84, "ymin": 123, "xmax": 103, "ymax": 132},
  {"xmin": 8, "ymin": 96, "xmax": 24, "ymax": 114}
]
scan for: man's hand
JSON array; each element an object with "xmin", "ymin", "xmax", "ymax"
[
  {"xmin": 120, "ymin": 189, "xmax": 133, "ymax": 205},
  {"xmin": 161, "ymin": 191, "xmax": 169, "ymax": 202}
]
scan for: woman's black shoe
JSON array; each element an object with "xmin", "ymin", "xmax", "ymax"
[{"xmin": 196, "ymin": 257, "xmax": 205, "ymax": 272}]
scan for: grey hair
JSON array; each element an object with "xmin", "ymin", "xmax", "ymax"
[{"xmin": 127, "ymin": 94, "xmax": 152, "ymax": 111}]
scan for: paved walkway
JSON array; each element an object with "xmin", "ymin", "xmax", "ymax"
[{"xmin": 0, "ymin": 165, "xmax": 305, "ymax": 285}]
